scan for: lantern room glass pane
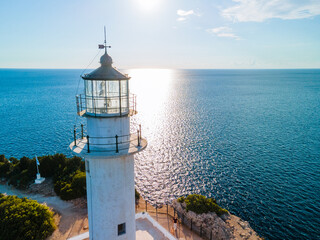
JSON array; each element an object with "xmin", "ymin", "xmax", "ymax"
[
  {"xmin": 93, "ymin": 81, "xmax": 106, "ymax": 113},
  {"xmin": 106, "ymin": 81, "xmax": 120, "ymax": 113},
  {"xmin": 121, "ymin": 80, "xmax": 127, "ymax": 95},
  {"xmin": 120, "ymin": 80, "xmax": 128, "ymax": 113},
  {"xmin": 85, "ymin": 80, "xmax": 93, "ymax": 112},
  {"xmin": 84, "ymin": 79, "xmax": 129, "ymax": 115}
]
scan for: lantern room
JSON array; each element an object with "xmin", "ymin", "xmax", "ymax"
[{"xmin": 76, "ymin": 52, "xmax": 136, "ymax": 117}]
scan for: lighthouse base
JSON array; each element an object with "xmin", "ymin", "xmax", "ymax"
[{"xmin": 85, "ymin": 154, "xmax": 136, "ymax": 240}]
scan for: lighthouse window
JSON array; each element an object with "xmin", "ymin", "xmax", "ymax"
[
  {"xmin": 120, "ymin": 80, "xmax": 127, "ymax": 95},
  {"xmin": 84, "ymin": 79, "xmax": 129, "ymax": 115},
  {"xmin": 118, "ymin": 223, "xmax": 126, "ymax": 236},
  {"xmin": 84, "ymin": 80, "xmax": 93, "ymax": 112},
  {"xmin": 85, "ymin": 80, "xmax": 92, "ymax": 96},
  {"xmin": 107, "ymin": 80, "xmax": 119, "ymax": 97}
]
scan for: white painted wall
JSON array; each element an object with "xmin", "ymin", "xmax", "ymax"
[
  {"xmin": 87, "ymin": 116, "xmax": 130, "ymax": 151},
  {"xmin": 86, "ymin": 154, "xmax": 136, "ymax": 240}
]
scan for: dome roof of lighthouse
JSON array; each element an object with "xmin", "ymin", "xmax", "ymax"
[
  {"xmin": 100, "ymin": 53, "xmax": 113, "ymax": 66},
  {"xmin": 82, "ymin": 52, "xmax": 129, "ymax": 80}
]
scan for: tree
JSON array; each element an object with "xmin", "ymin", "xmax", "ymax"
[{"xmin": 0, "ymin": 194, "xmax": 56, "ymax": 240}]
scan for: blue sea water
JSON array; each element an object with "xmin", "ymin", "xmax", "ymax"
[{"xmin": 0, "ymin": 68, "xmax": 319, "ymax": 239}]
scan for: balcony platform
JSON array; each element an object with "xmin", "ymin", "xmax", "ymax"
[
  {"xmin": 78, "ymin": 109, "xmax": 138, "ymax": 118},
  {"xmin": 69, "ymin": 133, "xmax": 147, "ymax": 158}
]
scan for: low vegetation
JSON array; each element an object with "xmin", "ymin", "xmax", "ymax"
[
  {"xmin": 135, "ymin": 189, "xmax": 140, "ymax": 203},
  {"xmin": 0, "ymin": 154, "xmax": 86, "ymax": 200},
  {"xmin": 0, "ymin": 194, "xmax": 56, "ymax": 240},
  {"xmin": 178, "ymin": 194, "xmax": 228, "ymax": 216}
]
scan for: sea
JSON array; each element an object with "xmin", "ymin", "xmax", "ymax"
[{"xmin": 0, "ymin": 68, "xmax": 319, "ymax": 240}]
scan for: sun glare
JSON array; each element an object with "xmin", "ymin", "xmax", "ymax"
[
  {"xmin": 128, "ymin": 68, "xmax": 174, "ymax": 135},
  {"xmin": 136, "ymin": 0, "xmax": 162, "ymax": 11}
]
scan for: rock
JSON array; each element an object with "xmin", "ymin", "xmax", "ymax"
[
  {"xmin": 239, "ymin": 221, "xmax": 250, "ymax": 229},
  {"xmin": 173, "ymin": 200, "xmax": 233, "ymax": 240},
  {"xmin": 172, "ymin": 199, "xmax": 263, "ymax": 240},
  {"xmin": 220, "ymin": 212, "xmax": 231, "ymax": 221},
  {"xmin": 240, "ymin": 232, "xmax": 246, "ymax": 237}
]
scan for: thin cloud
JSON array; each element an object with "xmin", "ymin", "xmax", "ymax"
[
  {"xmin": 207, "ymin": 26, "xmax": 241, "ymax": 40},
  {"xmin": 177, "ymin": 9, "xmax": 195, "ymax": 17},
  {"xmin": 222, "ymin": 0, "xmax": 320, "ymax": 22},
  {"xmin": 176, "ymin": 9, "xmax": 200, "ymax": 21},
  {"xmin": 177, "ymin": 17, "xmax": 187, "ymax": 22},
  {"xmin": 209, "ymin": 26, "xmax": 232, "ymax": 34}
]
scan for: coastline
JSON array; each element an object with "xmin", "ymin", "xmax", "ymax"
[{"xmin": 0, "ymin": 180, "xmax": 262, "ymax": 240}]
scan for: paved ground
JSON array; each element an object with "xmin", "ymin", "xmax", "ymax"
[
  {"xmin": 136, "ymin": 218, "xmax": 168, "ymax": 240},
  {"xmin": 136, "ymin": 198, "xmax": 203, "ymax": 240}
]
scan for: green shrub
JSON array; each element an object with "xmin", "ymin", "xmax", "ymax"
[
  {"xmin": 52, "ymin": 156, "xmax": 85, "ymax": 200},
  {"xmin": 0, "ymin": 155, "xmax": 6, "ymax": 162},
  {"xmin": 71, "ymin": 171, "xmax": 86, "ymax": 198},
  {"xmin": 59, "ymin": 183, "xmax": 75, "ymax": 200},
  {"xmin": 135, "ymin": 189, "xmax": 140, "ymax": 202},
  {"xmin": 0, "ymin": 161, "xmax": 11, "ymax": 178},
  {"xmin": 9, "ymin": 157, "xmax": 19, "ymax": 164},
  {"xmin": 178, "ymin": 194, "xmax": 228, "ymax": 216},
  {"xmin": 0, "ymin": 154, "xmax": 86, "ymax": 200},
  {"xmin": 0, "ymin": 194, "xmax": 56, "ymax": 240},
  {"xmin": 38, "ymin": 155, "xmax": 56, "ymax": 177},
  {"xmin": 177, "ymin": 196, "xmax": 185, "ymax": 203}
]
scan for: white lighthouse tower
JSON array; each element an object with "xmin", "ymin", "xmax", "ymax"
[{"xmin": 70, "ymin": 32, "xmax": 147, "ymax": 240}]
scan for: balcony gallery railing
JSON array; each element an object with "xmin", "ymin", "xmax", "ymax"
[
  {"xmin": 73, "ymin": 124, "xmax": 142, "ymax": 153},
  {"xmin": 76, "ymin": 93, "xmax": 137, "ymax": 117}
]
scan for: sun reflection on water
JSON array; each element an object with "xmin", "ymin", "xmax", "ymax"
[
  {"xmin": 128, "ymin": 68, "xmax": 175, "ymax": 134},
  {"xmin": 125, "ymin": 68, "xmax": 201, "ymax": 204}
]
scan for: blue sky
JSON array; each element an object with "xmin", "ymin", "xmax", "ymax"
[{"xmin": 0, "ymin": 0, "xmax": 320, "ymax": 69}]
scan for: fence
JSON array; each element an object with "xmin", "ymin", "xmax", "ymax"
[
  {"xmin": 72, "ymin": 124, "xmax": 142, "ymax": 153},
  {"xmin": 136, "ymin": 200, "xmax": 175, "ymax": 217},
  {"xmin": 174, "ymin": 207, "xmax": 215, "ymax": 240},
  {"xmin": 136, "ymin": 199, "xmax": 217, "ymax": 240}
]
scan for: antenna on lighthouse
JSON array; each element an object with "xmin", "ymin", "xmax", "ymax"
[
  {"xmin": 104, "ymin": 26, "xmax": 107, "ymax": 53},
  {"xmin": 99, "ymin": 26, "xmax": 111, "ymax": 52}
]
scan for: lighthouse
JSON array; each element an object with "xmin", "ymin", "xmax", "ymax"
[{"xmin": 70, "ymin": 32, "xmax": 147, "ymax": 240}]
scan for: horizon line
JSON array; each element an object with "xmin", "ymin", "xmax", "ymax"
[{"xmin": 1, "ymin": 67, "xmax": 320, "ymax": 70}]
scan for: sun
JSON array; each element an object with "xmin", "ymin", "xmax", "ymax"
[{"xmin": 136, "ymin": 0, "xmax": 162, "ymax": 12}]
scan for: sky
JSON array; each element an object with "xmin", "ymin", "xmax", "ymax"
[{"xmin": 0, "ymin": 0, "xmax": 320, "ymax": 69}]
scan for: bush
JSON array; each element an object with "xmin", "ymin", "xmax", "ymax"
[
  {"xmin": 178, "ymin": 194, "xmax": 228, "ymax": 216},
  {"xmin": 0, "ymin": 155, "xmax": 6, "ymax": 162},
  {"xmin": 59, "ymin": 183, "xmax": 75, "ymax": 200},
  {"xmin": 177, "ymin": 196, "xmax": 185, "ymax": 203},
  {"xmin": 0, "ymin": 161, "xmax": 11, "ymax": 178},
  {"xmin": 71, "ymin": 171, "xmax": 86, "ymax": 198},
  {"xmin": 38, "ymin": 155, "xmax": 56, "ymax": 177},
  {"xmin": 0, "ymin": 154, "xmax": 86, "ymax": 200},
  {"xmin": 0, "ymin": 194, "xmax": 56, "ymax": 240},
  {"xmin": 52, "ymin": 156, "xmax": 86, "ymax": 200},
  {"xmin": 5, "ymin": 157, "xmax": 36, "ymax": 189},
  {"xmin": 135, "ymin": 189, "xmax": 140, "ymax": 202},
  {"xmin": 9, "ymin": 157, "xmax": 19, "ymax": 164}
]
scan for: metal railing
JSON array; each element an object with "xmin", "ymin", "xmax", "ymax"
[
  {"xmin": 76, "ymin": 93, "xmax": 137, "ymax": 117},
  {"xmin": 174, "ymin": 206, "xmax": 215, "ymax": 240},
  {"xmin": 136, "ymin": 199, "xmax": 217, "ymax": 240},
  {"xmin": 73, "ymin": 124, "xmax": 142, "ymax": 153}
]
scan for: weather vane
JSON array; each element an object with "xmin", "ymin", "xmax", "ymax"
[{"xmin": 99, "ymin": 26, "xmax": 111, "ymax": 53}]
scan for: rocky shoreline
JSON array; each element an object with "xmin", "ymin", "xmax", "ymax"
[
  {"xmin": 1, "ymin": 179, "xmax": 263, "ymax": 240},
  {"xmin": 172, "ymin": 200, "xmax": 263, "ymax": 240}
]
